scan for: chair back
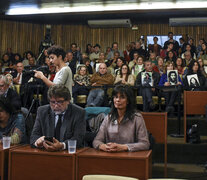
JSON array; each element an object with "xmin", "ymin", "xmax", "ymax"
[{"xmin": 83, "ymin": 175, "xmax": 139, "ymax": 180}]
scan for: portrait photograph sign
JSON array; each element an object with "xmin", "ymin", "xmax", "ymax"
[
  {"xmin": 187, "ymin": 74, "xmax": 200, "ymax": 87},
  {"xmin": 141, "ymin": 72, "xmax": 153, "ymax": 86},
  {"xmin": 167, "ymin": 70, "xmax": 178, "ymax": 85}
]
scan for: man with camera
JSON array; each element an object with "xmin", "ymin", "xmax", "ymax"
[
  {"xmin": 34, "ymin": 45, "xmax": 73, "ymax": 102},
  {"xmin": 30, "ymin": 84, "xmax": 85, "ymax": 151}
]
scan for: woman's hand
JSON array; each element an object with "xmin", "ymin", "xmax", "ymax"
[
  {"xmin": 121, "ymin": 79, "xmax": 126, "ymax": 84},
  {"xmin": 34, "ymin": 70, "xmax": 45, "ymax": 80},
  {"xmin": 99, "ymin": 144, "xmax": 110, "ymax": 151},
  {"xmin": 106, "ymin": 143, "xmax": 128, "ymax": 152},
  {"xmin": 77, "ymin": 82, "xmax": 83, "ymax": 86},
  {"xmin": 164, "ymin": 82, "xmax": 170, "ymax": 86}
]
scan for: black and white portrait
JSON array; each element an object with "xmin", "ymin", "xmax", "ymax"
[
  {"xmin": 167, "ymin": 70, "xmax": 178, "ymax": 85},
  {"xmin": 141, "ymin": 72, "xmax": 153, "ymax": 86},
  {"xmin": 187, "ymin": 74, "xmax": 200, "ymax": 87}
]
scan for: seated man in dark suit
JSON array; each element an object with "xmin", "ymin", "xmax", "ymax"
[
  {"xmin": 12, "ymin": 62, "xmax": 28, "ymax": 86},
  {"xmin": 30, "ymin": 84, "xmax": 86, "ymax": 151}
]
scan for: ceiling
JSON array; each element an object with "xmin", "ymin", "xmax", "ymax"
[{"xmin": 1, "ymin": 0, "xmax": 207, "ymax": 24}]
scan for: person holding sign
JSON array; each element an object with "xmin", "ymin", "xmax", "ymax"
[{"xmin": 159, "ymin": 61, "xmax": 182, "ymax": 113}]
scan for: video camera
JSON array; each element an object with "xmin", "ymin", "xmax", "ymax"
[{"xmin": 23, "ymin": 65, "xmax": 49, "ymax": 78}]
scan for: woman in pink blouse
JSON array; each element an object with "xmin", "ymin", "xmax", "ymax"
[{"xmin": 93, "ymin": 85, "xmax": 149, "ymax": 152}]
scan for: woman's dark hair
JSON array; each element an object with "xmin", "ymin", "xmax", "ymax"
[
  {"xmin": 201, "ymin": 42, "xmax": 207, "ymax": 54},
  {"xmin": 110, "ymin": 85, "xmax": 136, "ymax": 122},
  {"xmin": 85, "ymin": 44, "xmax": 92, "ymax": 55},
  {"xmin": 0, "ymin": 96, "xmax": 15, "ymax": 115},
  {"xmin": 187, "ymin": 60, "xmax": 202, "ymax": 75},
  {"xmin": 175, "ymin": 57, "xmax": 185, "ymax": 68},
  {"xmin": 47, "ymin": 45, "xmax": 66, "ymax": 60},
  {"xmin": 26, "ymin": 51, "xmax": 34, "ymax": 59},
  {"xmin": 14, "ymin": 53, "xmax": 22, "ymax": 61},
  {"xmin": 120, "ymin": 64, "xmax": 130, "ymax": 81},
  {"xmin": 165, "ymin": 50, "xmax": 176, "ymax": 64}
]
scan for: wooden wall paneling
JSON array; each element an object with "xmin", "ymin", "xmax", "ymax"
[{"xmin": 1, "ymin": 20, "xmax": 207, "ymax": 59}]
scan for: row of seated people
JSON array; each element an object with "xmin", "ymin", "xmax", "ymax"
[
  {"xmin": 73, "ymin": 60, "xmax": 207, "ymax": 113},
  {"xmin": 1, "ymin": 32, "xmax": 207, "ymax": 77},
  {"xmin": 0, "ymin": 84, "xmax": 150, "ymax": 153},
  {"xmin": 1, "ymin": 58, "xmax": 206, "ymax": 114}
]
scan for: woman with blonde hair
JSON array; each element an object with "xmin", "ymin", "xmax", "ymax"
[{"xmin": 72, "ymin": 65, "xmax": 90, "ymax": 104}]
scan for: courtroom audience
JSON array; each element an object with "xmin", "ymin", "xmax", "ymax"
[
  {"xmin": 114, "ymin": 64, "xmax": 135, "ymax": 86},
  {"xmin": 131, "ymin": 56, "xmax": 145, "ymax": 77},
  {"xmin": 22, "ymin": 51, "xmax": 34, "ymax": 67},
  {"xmin": 175, "ymin": 57, "xmax": 188, "ymax": 80},
  {"xmin": 198, "ymin": 42, "xmax": 207, "ymax": 57},
  {"xmin": 158, "ymin": 61, "xmax": 183, "ymax": 113},
  {"xmin": 188, "ymin": 38, "xmax": 197, "ymax": 55},
  {"xmin": 164, "ymin": 50, "xmax": 177, "ymax": 65},
  {"xmin": 153, "ymin": 56, "xmax": 165, "ymax": 76},
  {"xmin": 0, "ymin": 96, "xmax": 25, "ymax": 144},
  {"xmin": 0, "ymin": 75, "xmax": 22, "ymax": 112},
  {"xmin": 107, "ymin": 42, "xmax": 124, "ymax": 60},
  {"xmin": 197, "ymin": 57, "xmax": 207, "ymax": 77},
  {"xmin": 135, "ymin": 60, "xmax": 160, "ymax": 112},
  {"xmin": 129, "ymin": 52, "xmax": 139, "ymax": 70},
  {"xmin": 93, "ymin": 85, "xmax": 150, "ymax": 152},
  {"xmin": 113, "ymin": 57, "xmax": 125, "ymax": 75},
  {"xmin": 85, "ymin": 43, "xmax": 93, "ymax": 55},
  {"xmin": 123, "ymin": 43, "xmax": 132, "ymax": 63},
  {"xmin": 86, "ymin": 63, "xmax": 114, "ymax": 107},
  {"xmin": 181, "ymin": 44, "xmax": 197, "ymax": 60},
  {"xmin": 148, "ymin": 36, "xmax": 162, "ymax": 56},
  {"xmin": 1, "ymin": 53, "xmax": 11, "ymax": 67},
  {"xmin": 183, "ymin": 51, "xmax": 193, "ymax": 66},
  {"xmin": 89, "ymin": 44, "xmax": 101, "ymax": 62},
  {"xmin": 70, "ymin": 43, "xmax": 82, "ymax": 64},
  {"xmin": 163, "ymin": 32, "xmax": 179, "ymax": 54},
  {"xmin": 72, "ymin": 65, "xmax": 90, "ymax": 104},
  {"xmin": 183, "ymin": 60, "xmax": 207, "ymax": 91},
  {"xmin": 130, "ymin": 41, "xmax": 147, "ymax": 60},
  {"xmin": 149, "ymin": 52, "xmax": 158, "ymax": 66},
  {"xmin": 83, "ymin": 58, "xmax": 93, "ymax": 74}
]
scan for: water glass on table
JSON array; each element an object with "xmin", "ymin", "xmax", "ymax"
[
  {"xmin": 68, "ymin": 140, "xmax": 77, "ymax": 154},
  {"xmin": 2, "ymin": 136, "xmax": 11, "ymax": 149}
]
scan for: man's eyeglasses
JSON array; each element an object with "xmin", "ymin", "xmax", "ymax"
[
  {"xmin": 0, "ymin": 84, "xmax": 5, "ymax": 88},
  {"xmin": 50, "ymin": 100, "xmax": 65, "ymax": 105}
]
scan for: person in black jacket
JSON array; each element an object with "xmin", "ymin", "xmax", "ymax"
[
  {"xmin": 183, "ymin": 60, "xmax": 207, "ymax": 91},
  {"xmin": 135, "ymin": 60, "xmax": 160, "ymax": 112}
]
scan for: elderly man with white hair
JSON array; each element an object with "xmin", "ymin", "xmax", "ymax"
[{"xmin": 86, "ymin": 63, "xmax": 114, "ymax": 107}]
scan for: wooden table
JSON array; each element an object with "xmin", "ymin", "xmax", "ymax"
[
  {"xmin": 141, "ymin": 112, "xmax": 168, "ymax": 177},
  {"xmin": 0, "ymin": 144, "xmax": 21, "ymax": 180},
  {"xmin": 8, "ymin": 145, "xmax": 88, "ymax": 180},
  {"xmin": 184, "ymin": 91, "xmax": 207, "ymax": 142},
  {"xmin": 76, "ymin": 148, "xmax": 152, "ymax": 180}
]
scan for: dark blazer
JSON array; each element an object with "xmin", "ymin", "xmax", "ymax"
[
  {"xmin": 30, "ymin": 103, "xmax": 86, "ymax": 149},
  {"xmin": 5, "ymin": 88, "xmax": 22, "ymax": 111}
]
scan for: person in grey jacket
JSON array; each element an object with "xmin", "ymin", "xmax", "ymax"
[
  {"xmin": 30, "ymin": 84, "xmax": 85, "ymax": 151},
  {"xmin": 93, "ymin": 85, "xmax": 149, "ymax": 152}
]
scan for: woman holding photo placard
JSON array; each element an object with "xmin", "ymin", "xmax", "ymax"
[{"xmin": 183, "ymin": 60, "xmax": 207, "ymax": 91}]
